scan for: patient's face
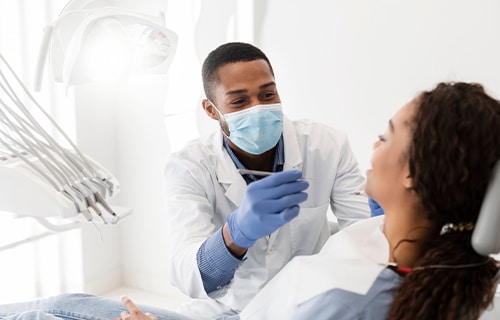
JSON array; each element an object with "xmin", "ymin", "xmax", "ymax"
[{"xmin": 365, "ymin": 100, "xmax": 415, "ymax": 208}]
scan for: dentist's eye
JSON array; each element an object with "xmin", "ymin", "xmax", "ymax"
[
  {"xmin": 378, "ymin": 134, "xmax": 386, "ymax": 142},
  {"xmin": 263, "ymin": 91, "xmax": 276, "ymax": 99},
  {"xmin": 232, "ymin": 98, "xmax": 247, "ymax": 105}
]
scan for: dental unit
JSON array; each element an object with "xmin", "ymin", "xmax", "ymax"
[
  {"xmin": 0, "ymin": 53, "xmax": 120, "ymax": 228},
  {"xmin": 0, "ymin": 0, "xmax": 177, "ymax": 246}
]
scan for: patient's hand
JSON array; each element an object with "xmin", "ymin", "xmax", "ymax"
[{"xmin": 116, "ymin": 296, "xmax": 158, "ymax": 320}]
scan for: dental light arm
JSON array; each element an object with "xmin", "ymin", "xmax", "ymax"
[{"xmin": 0, "ymin": 53, "xmax": 119, "ymax": 225}]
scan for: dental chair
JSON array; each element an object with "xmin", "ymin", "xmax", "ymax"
[{"xmin": 473, "ymin": 160, "xmax": 500, "ymax": 320}]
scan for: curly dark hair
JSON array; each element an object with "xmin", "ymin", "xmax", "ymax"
[
  {"xmin": 388, "ymin": 82, "xmax": 500, "ymax": 319},
  {"xmin": 201, "ymin": 42, "xmax": 274, "ymax": 102}
]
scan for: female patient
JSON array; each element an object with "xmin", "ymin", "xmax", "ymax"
[
  {"xmin": 0, "ymin": 81, "xmax": 499, "ymax": 320},
  {"xmin": 237, "ymin": 81, "xmax": 500, "ymax": 320},
  {"xmin": 286, "ymin": 81, "xmax": 500, "ymax": 320}
]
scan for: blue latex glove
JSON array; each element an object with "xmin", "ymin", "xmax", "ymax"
[
  {"xmin": 368, "ymin": 197, "xmax": 384, "ymax": 216},
  {"xmin": 227, "ymin": 170, "xmax": 309, "ymax": 248}
]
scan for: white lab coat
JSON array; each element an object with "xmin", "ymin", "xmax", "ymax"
[{"xmin": 164, "ymin": 116, "xmax": 370, "ymax": 319}]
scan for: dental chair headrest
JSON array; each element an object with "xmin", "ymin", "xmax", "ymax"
[{"xmin": 472, "ymin": 160, "xmax": 500, "ymax": 256}]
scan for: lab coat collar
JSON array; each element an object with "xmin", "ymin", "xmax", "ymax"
[
  {"xmin": 281, "ymin": 116, "xmax": 303, "ymax": 171},
  {"xmin": 213, "ymin": 129, "xmax": 246, "ymax": 206},
  {"xmin": 214, "ymin": 116, "xmax": 303, "ymax": 207}
]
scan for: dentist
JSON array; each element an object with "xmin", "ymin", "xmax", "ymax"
[{"xmin": 165, "ymin": 42, "xmax": 370, "ymax": 318}]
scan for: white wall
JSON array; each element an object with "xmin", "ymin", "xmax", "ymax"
[
  {"xmin": 72, "ymin": 77, "xmax": 174, "ymax": 295},
  {"xmin": 256, "ymin": 0, "xmax": 500, "ymax": 172}
]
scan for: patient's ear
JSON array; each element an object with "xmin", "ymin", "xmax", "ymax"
[
  {"xmin": 404, "ymin": 174, "xmax": 413, "ymax": 189},
  {"xmin": 402, "ymin": 161, "xmax": 413, "ymax": 189}
]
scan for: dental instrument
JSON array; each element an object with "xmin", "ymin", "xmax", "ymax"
[
  {"xmin": 238, "ymin": 169, "xmax": 312, "ymax": 180},
  {"xmin": 238, "ymin": 169, "xmax": 276, "ymax": 177},
  {"xmin": 0, "ymin": 53, "xmax": 120, "ymax": 231}
]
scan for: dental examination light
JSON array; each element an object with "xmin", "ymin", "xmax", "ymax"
[
  {"xmin": 34, "ymin": 0, "xmax": 178, "ymax": 92},
  {"xmin": 0, "ymin": 54, "xmax": 120, "ymax": 228}
]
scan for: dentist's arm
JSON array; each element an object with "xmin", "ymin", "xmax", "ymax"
[
  {"xmin": 197, "ymin": 170, "xmax": 309, "ymax": 292},
  {"xmin": 226, "ymin": 169, "xmax": 309, "ymax": 248}
]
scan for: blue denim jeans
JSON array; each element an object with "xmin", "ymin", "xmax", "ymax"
[{"xmin": 0, "ymin": 293, "xmax": 195, "ymax": 320}]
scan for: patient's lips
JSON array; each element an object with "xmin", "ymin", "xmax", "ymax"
[
  {"xmin": 366, "ymin": 160, "xmax": 373, "ymax": 176},
  {"xmin": 366, "ymin": 168, "xmax": 372, "ymax": 176}
]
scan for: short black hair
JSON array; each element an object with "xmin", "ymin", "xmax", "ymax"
[{"xmin": 201, "ymin": 42, "xmax": 274, "ymax": 102}]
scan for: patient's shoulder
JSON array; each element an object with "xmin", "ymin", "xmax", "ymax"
[{"xmin": 290, "ymin": 268, "xmax": 401, "ymax": 320}]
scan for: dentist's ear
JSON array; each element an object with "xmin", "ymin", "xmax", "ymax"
[{"xmin": 202, "ymin": 99, "xmax": 219, "ymax": 120}]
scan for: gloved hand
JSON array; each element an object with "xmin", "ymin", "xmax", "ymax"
[
  {"xmin": 227, "ymin": 170, "xmax": 309, "ymax": 248},
  {"xmin": 368, "ymin": 197, "xmax": 384, "ymax": 217}
]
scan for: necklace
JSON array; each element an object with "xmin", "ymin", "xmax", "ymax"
[{"xmin": 381, "ymin": 260, "xmax": 490, "ymax": 274}]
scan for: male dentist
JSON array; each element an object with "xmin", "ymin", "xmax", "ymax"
[{"xmin": 165, "ymin": 42, "xmax": 371, "ymax": 318}]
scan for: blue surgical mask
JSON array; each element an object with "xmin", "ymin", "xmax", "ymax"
[{"xmin": 212, "ymin": 102, "xmax": 283, "ymax": 155}]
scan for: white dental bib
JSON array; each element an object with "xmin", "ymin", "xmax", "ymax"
[{"xmin": 239, "ymin": 215, "xmax": 388, "ymax": 320}]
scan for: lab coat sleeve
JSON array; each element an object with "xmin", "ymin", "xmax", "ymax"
[
  {"xmin": 331, "ymin": 134, "xmax": 371, "ymax": 229},
  {"xmin": 164, "ymin": 151, "xmax": 226, "ymax": 298}
]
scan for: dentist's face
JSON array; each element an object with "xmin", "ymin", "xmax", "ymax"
[
  {"xmin": 204, "ymin": 59, "xmax": 281, "ymax": 119},
  {"xmin": 365, "ymin": 100, "xmax": 415, "ymax": 209}
]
